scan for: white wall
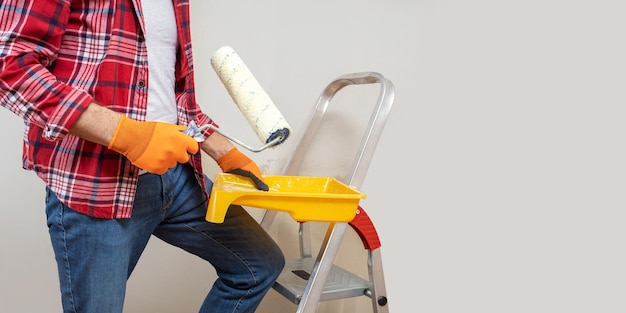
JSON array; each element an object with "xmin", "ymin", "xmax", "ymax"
[{"xmin": 2, "ymin": 1, "xmax": 625, "ymax": 312}]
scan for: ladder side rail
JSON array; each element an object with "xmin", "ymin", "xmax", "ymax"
[
  {"xmin": 346, "ymin": 74, "xmax": 395, "ymax": 188},
  {"xmin": 350, "ymin": 206, "xmax": 389, "ymax": 312},
  {"xmin": 367, "ymin": 249, "xmax": 389, "ymax": 313},
  {"xmin": 296, "ymin": 222, "xmax": 349, "ymax": 313}
]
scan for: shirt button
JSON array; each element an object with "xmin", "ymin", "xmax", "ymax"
[
  {"xmin": 138, "ymin": 80, "xmax": 146, "ymax": 88},
  {"xmin": 128, "ymin": 171, "xmax": 135, "ymax": 177}
]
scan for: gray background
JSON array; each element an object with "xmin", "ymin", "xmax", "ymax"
[{"xmin": 1, "ymin": 0, "xmax": 624, "ymax": 312}]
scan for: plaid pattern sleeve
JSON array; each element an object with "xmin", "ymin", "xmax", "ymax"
[{"xmin": 0, "ymin": 0, "xmax": 211, "ymax": 218}]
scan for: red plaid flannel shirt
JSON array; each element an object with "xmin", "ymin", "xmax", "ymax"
[{"xmin": 0, "ymin": 0, "xmax": 216, "ymax": 218}]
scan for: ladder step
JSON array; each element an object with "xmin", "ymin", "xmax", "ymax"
[{"xmin": 273, "ymin": 257, "xmax": 371, "ymax": 304}]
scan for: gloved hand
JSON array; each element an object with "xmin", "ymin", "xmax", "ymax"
[
  {"xmin": 217, "ymin": 147, "xmax": 269, "ymax": 191},
  {"xmin": 108, "ymin": 115, "xmax": 199, "ymax": 174}
]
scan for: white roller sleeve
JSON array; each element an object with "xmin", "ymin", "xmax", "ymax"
[{"xmin": 210, "ymin": 46, "xmax": 291, "ymax": 145}]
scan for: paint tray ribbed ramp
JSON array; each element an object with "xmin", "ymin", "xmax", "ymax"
[{"xmin": 205, "ymin": 173, "xmax": 365, "ymax": 224}]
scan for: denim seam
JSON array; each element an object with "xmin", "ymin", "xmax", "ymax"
[{"xmin": 59, "ymin": 205, "xmax": 78, "ymax": 313}]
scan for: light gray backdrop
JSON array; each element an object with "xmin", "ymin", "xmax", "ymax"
[{"xmin": 1, "ymin": 1, "xmax": 625, "ymax": 312}]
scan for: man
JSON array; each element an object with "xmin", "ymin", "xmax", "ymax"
[{"xmin": 0, "ymin": 1, "xmax": 285, "ymax": 312}]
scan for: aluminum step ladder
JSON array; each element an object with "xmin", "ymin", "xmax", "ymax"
[{"xmin": 260, "ymin": 72, "xmax": 395, "ymax": 313}]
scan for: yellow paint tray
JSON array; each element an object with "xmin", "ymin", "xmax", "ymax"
[{"xmin": 206, "ymin": 173, "xmax": 366, "ymax": 223}]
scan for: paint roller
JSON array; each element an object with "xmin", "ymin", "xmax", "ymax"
[{"xmin": 194, "ymin": 46, "xmax": 291, "ymax": 152}]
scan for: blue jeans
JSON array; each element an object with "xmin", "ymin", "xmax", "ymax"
[{"xmin": 46, "ymin": 163, "xmax": 285, "ymax": 313}]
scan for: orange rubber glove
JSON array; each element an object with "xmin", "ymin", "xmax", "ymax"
[
  {"xmin": 217, "ymin": 147, "xmax": 269, "ymax": 191},
  {"xmin": 108, "ymin": 115, "xmax": 199, "ymax": 174}
]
